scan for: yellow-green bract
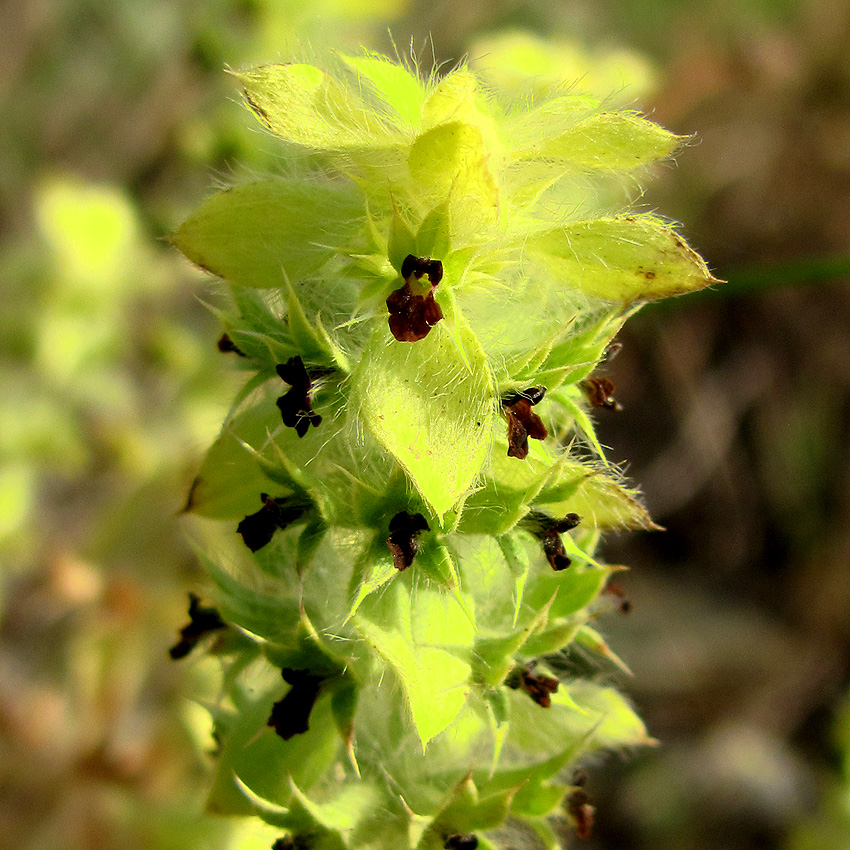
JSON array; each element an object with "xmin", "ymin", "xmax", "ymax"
[{"xmin": 172, "ymin": 49, "xmax": 715, "ymax": 850}]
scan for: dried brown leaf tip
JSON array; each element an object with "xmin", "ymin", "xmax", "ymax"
[
  {"xmin": 522, "ymin": 510, "xmax": 582, "ymax": 571},
  {"xmin": 386, "ymin": 254, "xmax": 444, "ymax": 342},
  {"xmin": 237, "ymin": 493, "xmax": 309, "ymax": 552},
  {"xmin": 507, "ymin": 667, "xmax": 560, "ymax": 708},
  {"xmin": 387, "ymin": 511, "xmax": 430, "ymax": 570},
  {"xmin": 566, "ymin": 782, "xmax": 596, "ymax": 840},
  {"xmin": 169, "ymin": 593, "xmax": 227, "ymax": 659},
  {"xmin": 277, "ymin": 356, "xmax": 322, "ymax": 437},
  {"xmin": 501, "ymin": 386, "xmax": 548, "ymax": 459},
  {"xmin": 580, "ymin": 377, "xmax": 622, "ymax": 411},
  {"xmin": 217, "ymin": 333, "xmax": 246, "ymax": 356},
  {"xmin": 268, "ymin": 668, "xmax": 324, "ymax": 741},
  {"xmin": 444, "ymin": 835, "xmax": 478, "ymax": 850}
]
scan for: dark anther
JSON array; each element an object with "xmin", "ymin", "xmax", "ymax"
[
  {"xmin": 276, "ymin": 356, "xmax": 322, "ymax": 437},
  {"xmin": 566, "ymin": 787, "xmax": 596, "ymax": 840},
  {"xmin": 444, "ymin": 835, "xmax": 478, "ymax": 850},
  {"xmin": 217, "ymin": 333, "xmax": 246, "ymax": 356},
  {"xmin": 401, "ymin": 254, "xmax": 443, "ymax": 285},
  {"xmin": 169, "ymin": 593, "xmax": 226, "ymax": 659},
  {"xmin": 506, "ymin": 667, "xmax": 559, "ymax": 708},
  {"xmin": 237, "ymin": 493, "xmax": 309, "ymax": 552},
  {"xmin": 268, "ymin": 668, "xmax": 324, "ymax": 741},
  {"xmin": 521, "ymin": 511, "xmax": 582, "ymax": 571},
  {"xmin": 272, "ymin": 839, "xmax": 295, "ymax": 850},
  {"xmin": 401, "ymin": 254, "xmax": 417, "ymax": 279},
  {"xmin": 580, "ymin": 377, "xmax": 622, "ymax": 411},
  {"xmin": 501, "ymin": 386, "xmax": 548, "ymax": 459},
  {"xmin": 501, "ymin": 386, "xmax": 547, "ymax": 407},
  {"xmin": 604, "ymin": 579, "xmax": 632, "ymax": 614},
  {"xmin": 387, "ymin": 511, "xmax": 430, "ymax": 570},
  {"xmin": 387, "ymin": 255, "xmax": 444, "ymax": 342}
]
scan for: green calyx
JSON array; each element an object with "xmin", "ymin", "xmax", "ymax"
[{"xmin": 172, "ymin": 49, "xmax": 712, "ymax": 850}]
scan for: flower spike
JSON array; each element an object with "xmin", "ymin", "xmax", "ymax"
[{"xmin": 172, "ymin": 47, "xmax": 715, "ymax": 850}]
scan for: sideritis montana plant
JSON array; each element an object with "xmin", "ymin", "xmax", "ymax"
[{"xmin": 170, "ymin": 49, "xmax": 716, "ymax": 850}]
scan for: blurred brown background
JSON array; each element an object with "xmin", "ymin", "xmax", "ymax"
[{"xmin": 1, "ymin": 0, "xmax": 849, "ymax": 848}]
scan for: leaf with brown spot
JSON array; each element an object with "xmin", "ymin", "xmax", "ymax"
[{"xmin": 526, "ymin": 214, "xmax": 720, "ymax": 302}]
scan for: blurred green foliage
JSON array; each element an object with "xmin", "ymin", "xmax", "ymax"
[
  {"xmin": 788, "ymin": 694, "xmax": 850, "ymax": 850},
  {"xmin": 0, "ymin": 1, "xmax": 409, "ymax": 848}
]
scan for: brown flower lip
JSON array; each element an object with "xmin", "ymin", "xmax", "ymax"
[
  {"xmin": 567, "ymin": 787, "xmax": 596, "ymax": 839},
  {"xmin": 581, "ymin": 376, "xmax": 622, "ymax": 411},
  {"xmin": 267, "ymin": 668, "xmax": 324, "ymax": 740},
  {"xmin": 502, "ymin": 385, "xmax": 548, "ymax": 459},
  {"xmin": 521, "ymin": 510, "xmax": 582, "ymax": 570},
  {"xmin": 237, "ymin": 493, "xmax": 309, "ymax": 552},
  {"xmin": 386, "ymin": 510, "xmax": 430, "ymax": 570},
  {"xmin": 604, "ymin": 578, "xmax": 632, "ymax": 613},
  {"xmin": 386, "ymin": 254, "xmax": 444, "ymax": 342},
  {"xmin": 507, "ymin": 667, "xmax": 560, "ymax": 707},
  {"xmin": 169, "ymin": 593, "xmax": 226, "ymax": 659}
]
